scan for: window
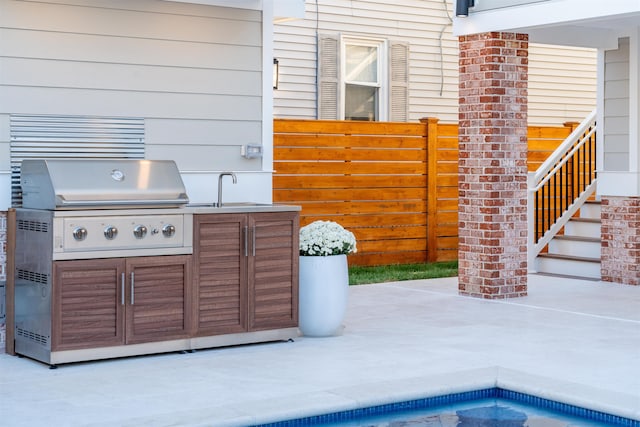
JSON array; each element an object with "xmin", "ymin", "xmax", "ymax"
[
  {"xmin": 343, "ymin": 40, "xmax": 385, "ymax": 121},
  {"xmin": 318, "ymin": 34, "xmax": 408, "ymax": 122}
]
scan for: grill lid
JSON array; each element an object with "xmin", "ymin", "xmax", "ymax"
[{"xmin": 20, "ymin": 159, "xmax": 189, "ymax": 209}]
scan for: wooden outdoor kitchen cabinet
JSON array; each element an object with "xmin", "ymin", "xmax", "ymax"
[
  {"xmin": 193, "ymin": 211, "xmax": 299, "ymax": 338},
  {"xmin": 14, "ymin": 208, "xmax": 299, "ymax": 365},
  {"xmin": 52, "ymin": 255, "xmax": 192, "ymax": 351}
]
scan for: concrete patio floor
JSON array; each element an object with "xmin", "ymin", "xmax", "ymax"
[{"xmin": 1, "ymin": 274, "xmax": 639, "ymax": 426}]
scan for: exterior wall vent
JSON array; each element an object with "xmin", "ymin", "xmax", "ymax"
[{"xmin": 10, "ymin": 114, "xmax": 145, "ymax": 206}]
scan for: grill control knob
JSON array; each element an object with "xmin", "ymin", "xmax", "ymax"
[
  {"xmin": 73, "ymin": 227, "xmax": 88, "ymax": 241},
  {"xmin": 104, "ymin": 225, "xmax": 118, "ymax": 240},
  {"xmin": 162, "ymin": 224, "xmax": 176, "ymax": 238},
  {"xmin": 133, "ymin": 225, "xmax": 148, "ymax": 239}
]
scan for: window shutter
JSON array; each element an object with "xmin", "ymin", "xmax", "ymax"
[
  {"xmin": 318, "ymin": 33, "xmax": 340, "ymax": 120},
  {"xmin": 389, "ymin": 41, "xmax": 409, "ymax": 122}
]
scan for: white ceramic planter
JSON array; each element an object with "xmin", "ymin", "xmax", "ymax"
[{"xmin": 298, "ymin": 254, "xmax": 349, "ymax": 337}]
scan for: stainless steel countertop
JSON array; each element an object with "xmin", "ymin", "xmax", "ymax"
[
  {"xmin": 184, "ymin": 202, "xmax": 301, "ymax": 214},
  {"xmin": 15, "ymin": 203, "xmax": 301, "ymax": 217}
]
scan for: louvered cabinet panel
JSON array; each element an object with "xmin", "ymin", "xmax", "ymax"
[
  {"xmin": 193, "ymin": 214, "xmax": 247, "ymax": 335},
  {"xmin": 52, "ymin": 259, "xmax": 125, "ymax": 350},
  {"xmin": 248, "ymin": 212, "xmax": 299, "ymax": 331},
  {"xmin": 193, "ymin": 211, "xmax": 299, "ymax": 336},
  {"xmin": 125, "ymin": 255, "xmax": 192, "ymax": 344},
  {"xmin": 53, "ymin": 255, "xmax": 192, "ymax": 350}
]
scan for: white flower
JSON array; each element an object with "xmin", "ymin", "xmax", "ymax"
[{"xmin": 299, "ymin": 220, "xmax": 357, "ymax": 256}]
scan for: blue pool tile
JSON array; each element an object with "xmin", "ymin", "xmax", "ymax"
[{"xmin": 253, "ymin": 387, "xmax": 640, "ymax": 427}]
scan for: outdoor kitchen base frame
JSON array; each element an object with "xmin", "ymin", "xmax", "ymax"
[
  {"xmin": 13, "ymin": 207, "xmax": 300, "ymax": 367},
  {"xmin": 17, "ymin": 328, "xmax": 299, "ymax": 367}
]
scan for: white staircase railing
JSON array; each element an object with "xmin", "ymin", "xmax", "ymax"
[{"xmin": 527, "ymin": 110, "xmax": 598, "ymax": 271}]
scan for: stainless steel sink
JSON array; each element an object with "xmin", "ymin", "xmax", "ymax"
[
  {"xmin": 187, "ymin": 202, "xmax": 271, "ymax": 208},
  {"xmin": 220, "ymin": 202, "xmax": 272, "ymax": 207}
]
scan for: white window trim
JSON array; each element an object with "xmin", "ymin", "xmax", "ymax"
[{"xmin": 339, "ymin": 36, "xmax": 388, "ymax": 121}]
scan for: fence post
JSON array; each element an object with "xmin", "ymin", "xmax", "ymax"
[
  {"xmin": 563, "ymin": 121, "xmax": 580, "ymax": 132},
  {"xmin": 421, "ymin": 117, "xmax": 440, "ymax": 262}
]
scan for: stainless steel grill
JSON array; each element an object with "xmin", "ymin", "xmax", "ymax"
[
  {"xmin": 18, "ymin": 159, "xmax": 192, "ymax": 258},
  {"xmin": 14, "ymin": 159, "xmax": 193, "ymax": 365}
]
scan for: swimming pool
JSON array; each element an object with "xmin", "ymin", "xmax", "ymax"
[{"xmin": 254, "ymin": 388, "xmax": 640, "ymax": 427}]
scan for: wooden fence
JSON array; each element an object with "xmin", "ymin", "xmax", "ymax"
[{"xmin": 273, "ymin": 118, "xmax": 579, "ymax": 266}]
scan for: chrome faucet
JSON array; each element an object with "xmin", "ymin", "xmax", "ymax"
[{"xmin": 216, "ymin": 172, "xmax": 237, "ymax": 207}]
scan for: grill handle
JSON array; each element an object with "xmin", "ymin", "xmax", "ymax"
[{"xmin": 55, "ymin": 196, "xmax": 190, "ymax": 208}]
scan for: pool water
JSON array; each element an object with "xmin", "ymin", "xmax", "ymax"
[
  {"xmin": 317, "ymin": 398, "xmax": 613, "ymax": 426},
  {"xmin": 256, "ymin": 389, "xmax": 639, "ymax": 427}
]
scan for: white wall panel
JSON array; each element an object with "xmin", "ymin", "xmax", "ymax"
[
  {"xmin": 0, "ymin": 87, "xmax": 262, "ymax": 120},
  {"xmin": 146, "ymin": 119, "xmax": 262, "ymax": 145},
  {"xmin": 182, "ymin": 171, "xmax": 273, "ymax": 205},
  {"xmin": 0, "ymin": 59, "xmax": 261, "ymax": 96},
  {"xmin": 146, "ymin": 145, "xmax": 261, "ymax": 171},
  {"xmin": 0, "ymin": 30, "xmax": 262, "ymax": 71},
  {"xmin": 0, "ymin": 0, "xmax": 266, "ymax": 209},
  {"xmin": 603, "ymin": 38, "xmax": 630, "ymax": 172},
  {"xmin": 0, "ymin": 0, "xmax": 261, "ymax": 43}
]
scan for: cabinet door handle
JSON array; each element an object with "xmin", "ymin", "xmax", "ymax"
[
  {"xmin": 244, "ymin": 225, "xmax": 249, "ymax": 257},
  {"xmin": 130, "ymin": 272, "xmax": 135, "ymax": 305},
  {"xmin": 121, "ymin": 273, "xmax": 125, "ymax": 306},
  {"xmin": 252, "ymin": 225, "xmax": 256, "ymax": 257}
]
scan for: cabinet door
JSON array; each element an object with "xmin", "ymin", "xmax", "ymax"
[
  {"xmin": 193, "ymin": 214, "xmax": 248, "ymax": 335},
  {"xmin": 52, "ymin": 259, "xmax": 125, "ymax": 351},
  {"xmin": 248, "ymin": 211, "xmax": 299, "ymax": 331},
  {"xmin": 125, "ymin": 255, "xmax": 192, "ymax": 344}
]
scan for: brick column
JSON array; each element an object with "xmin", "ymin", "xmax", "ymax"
[
  {"xmin": 601, "ymin": 196, "xmax": 640, "ymax": 285},
  {"xmin": 458, "ymin": 32, "xmax": 529, "ymax": 299}
]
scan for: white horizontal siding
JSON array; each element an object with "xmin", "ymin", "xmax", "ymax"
[
  {"xmin": 528, "ymin": 43, "xmax": 597, "ymax": 125},
  {"xmin": 274, "ymin": 0, "xmax": 597, "ymax": 126},
  {"xmin": 0, "ymin": 0, "xmax": 261, "ymax": 44},
  {"xmin": 0, "ymin": 87, "xmax": 262, "ymax": 121},
  {"xmin": 0, "ymin": 0, "xmax": 263, "ymax": 168},
  {"xmin": 603, "ymin": 38, "xmax": 630, "ymax": 172},
  {"xmin": 0, "ymin": 58, "xmax": 261, "ymax": 95},
  {"xmin": 0, "ymin": 29, "xmax": 262, "ymax": 70}
]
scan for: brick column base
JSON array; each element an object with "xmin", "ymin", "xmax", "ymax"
[
  {"xmin": 601, "ymin": 196, "xmax": 640, "ymax": 285},
  {"xmin": 458, "ymin": 32, "xmax": 528, "ymax": 299}
]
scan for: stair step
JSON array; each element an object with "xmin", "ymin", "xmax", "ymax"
[
  {"xmin": 535, "ymin": 253, "xmax": 601, "ymax": 279},
  {"xmin": 548, "ymin": 235, "xmax": 601, "ymax": 258},
  {"xmin": 533, "ymin": 272, "xmax": 601, "ymax": 282},
  {"xmin": 538, "ymin": 252, "xmax": 599, "ymax": 263},
  {"xmin": 564, "ymin": 217, "xmax": 601, "ymax": 238},
  {"xmin": 553, "ymin": 235, "xmax": 599, "ymax": 242},
  {"xmin": 580, "ymin": 201, "xmax": 601, "ymax": 220}
]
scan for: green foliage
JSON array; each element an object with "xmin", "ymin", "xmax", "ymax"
[{"xmin": 348, "ymin": 261, "xmax": 458, "ymax": 286}]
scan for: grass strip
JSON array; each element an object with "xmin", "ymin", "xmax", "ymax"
[{"xmin": 348, "ymin": 261, "xmax": 458, "ymax": 286}]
